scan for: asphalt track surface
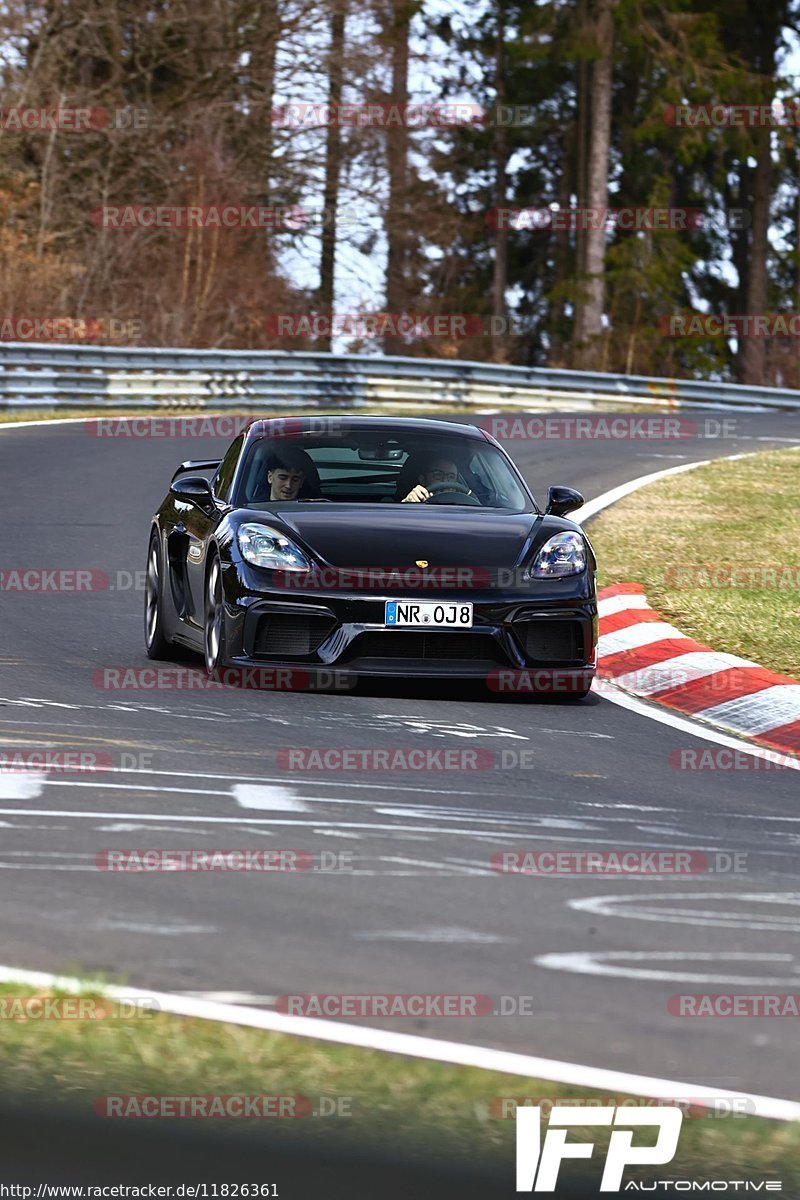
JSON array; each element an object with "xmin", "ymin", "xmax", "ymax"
[{"xmin": 1, "ymin": 410, "xmax": 799, "ymax": 1098}]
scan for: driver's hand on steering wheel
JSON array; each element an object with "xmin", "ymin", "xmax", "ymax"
[{"xmin": 402, "ymin": 484, "xmax": 431, "ymax": 503}]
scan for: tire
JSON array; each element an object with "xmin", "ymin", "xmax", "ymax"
[
  {"xmin": 144, "ymin": 529, "xmax": 173, "ymax": 660},
  {"xmin": 204, "ymin": 554, "xmax": 227, "ymax": 676}
]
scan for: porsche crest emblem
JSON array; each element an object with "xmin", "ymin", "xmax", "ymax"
[{"xmin": 416, "ymin": 560, "xmax": 429, "ymax": 568}]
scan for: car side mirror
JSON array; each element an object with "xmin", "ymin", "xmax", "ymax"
[
  {"xmin": 545, "ymin": 485, "xmax": 584, "ymax": 517},
  {"xmin": 170, "ymin": 475, "xmax": 216, "ymax": 514}
]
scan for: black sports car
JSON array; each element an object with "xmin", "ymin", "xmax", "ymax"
[{"xmin": 144, "ymin": 416, "xmax": 597, "ymax": 697}]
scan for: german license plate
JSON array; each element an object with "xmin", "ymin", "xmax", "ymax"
[{"xmin": 384, "ymin": 601, "xmax": 473, "ymax": 627}]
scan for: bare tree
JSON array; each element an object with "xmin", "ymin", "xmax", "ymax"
[
  {"xmin": 490, "ymin": 0, "xmax": 509, "ymax": 362},
  {"xmin": 318, "ymin": 0, "xmax": 347, "ymax": 349},
  {"xmin": 573, "ymin": 0, "xmax": 614, "ymax": 368}
]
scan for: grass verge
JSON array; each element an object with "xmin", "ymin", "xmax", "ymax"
[
  {"xmin": 588, "ymin": 447, "xmax": 800, "ymax": 679},
  {"xmin": 0, "ymin": 983, "xmax": 796, "ymax": 1185},
  {"xmin": 0, "ymin": 401, "xmax": 678, "ymax": 425}
]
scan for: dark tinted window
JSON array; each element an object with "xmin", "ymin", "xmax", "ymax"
[
  {"xmin": 235, "ymin": 432, "xmax": 531, "ymax": 510},
  {"xmin": 212, "ymin": 435, "xmax": 244, "ymax": 500}
]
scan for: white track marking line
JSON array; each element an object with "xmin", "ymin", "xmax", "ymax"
[
  {"xmin": 0, "ymin": 963, "xmax": 796, "ymax": 1122},
  {"xmin": 0, "ymin": 807, "xmax": 781, "ymax": 860},
  {"xmin": 0, "ymin": 864, "xmax": 97, "ymax": 871},
  {"xmin": 0, "ymin": 807, "xmax": 750, "ymax": 847},
  {"xmin": 0, "ymin": 808, "xmax": 553, "ymax": 836},
  {"xmin": 232, "ymin": 783, "xmax": 309, "ymax": 812},
  {"xmin": 374, "ymin": 857, "xmax": 493, "ymax": 877},
  {"xmin": 570, "ymin": 891, "xmax": 800, "ymax": 933},
  {"xmin": 182, "ymin": 991, "xmax": 278, "ymax": 1005},
  {"xmin": 593, "ymin": 680, "xmax": 800, "ymax": 770},
  {"xmin": 352, "ymin": 926, "xmax": 515, "ymax": 943},
  {"xmin": 574, "ymin": 460, "xmax": 711, "ymax": 524},
  {"xmin": 0, "ymin": 772, "xmax": 45, "ymax": 800},
  {"xmin": 93, "ymin": 920, "xmax": 215, "ymax": 935},
  {"xmin": 0, "ymin": 758, "xmax": 524, "ymax": 801},
  {"xmin": 0, "ymin": 418, "xmax": 91, "ymax": 431},
  {"xmin": 44, "ymin": 780, "xmax": 230, "ymax": 796},
  {"xmin": 534, "ymin": 949, "xmax": 800, "ymax": 987}
]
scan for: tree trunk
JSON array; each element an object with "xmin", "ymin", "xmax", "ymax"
[
  {"xmin": 737, "ymin": 125, "xmax": 770, "ymax": 384},
  {"xmin": 491, "ymin": 0, "xmax": 508, "ymax": 362},
  {"xmin": 547, "ymin": 135, "xmax": 573, "ymax": 365},
  {"xmin": 574, "ymin": 0, "xmax": 589, "ymax": 281},
  {"xmin": 384, "ymin": 0, "xmax": 413, "ymax": 355},
  {"xmin": 318, "ymin": 0, "xmax": 346, "ymax": 350},
  {"xmin": 573, "ymin": 0, "xmax": 613, "ymax": 368},
  {"xmin": 252, "ymin": 0, "xmax": 279, "ymax": 275}
]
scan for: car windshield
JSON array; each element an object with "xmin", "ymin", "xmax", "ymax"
[{"xmin": 235, "ymin": 432, "xmax": 532, "ymax": 510}]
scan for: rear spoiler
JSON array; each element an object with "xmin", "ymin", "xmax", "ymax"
[{"xmin": 171, "ymin": 459, "xmax": 221, "ymax": 483}]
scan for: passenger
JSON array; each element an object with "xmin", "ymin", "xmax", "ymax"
[
  {"xmin": 268, "ymin": 462, "xmax": 305, "ymax": 501},
  {"xmin": 265, "ymin": 446, "xmax": 318, "ymax": 501}
]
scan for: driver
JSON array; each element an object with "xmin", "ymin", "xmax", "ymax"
[{"xmin": 401, "ymin": 455, "xmax": 470, "ymax": 503}]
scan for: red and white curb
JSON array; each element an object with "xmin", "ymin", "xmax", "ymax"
[{"xmin": 597, "ymin": 583, "xmax": 800, "ymax": 760}]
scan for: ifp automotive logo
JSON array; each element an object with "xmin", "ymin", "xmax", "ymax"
[{"xmin": 515, "ymin": 1104, "xmax": 682, "ymax": 1191}]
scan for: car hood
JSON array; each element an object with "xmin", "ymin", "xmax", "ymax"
[{"xmin": 241, "ymin": 505, "xmax": 545, "ymax": 568}]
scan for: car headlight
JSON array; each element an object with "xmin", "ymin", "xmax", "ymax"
[
  {"xmin": 237, "ymin": 524, "xmax": 311, "ymax": 571},
  {"xmin": 528, "ymin": 531, "xmax": 586, "ymax": 578}
]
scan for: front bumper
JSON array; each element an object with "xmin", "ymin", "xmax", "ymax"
[{"xmin": 219, "ymin": 572, "xmax": 598, "ymax": 683}]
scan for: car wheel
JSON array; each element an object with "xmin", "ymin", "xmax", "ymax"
[
  {"xmin": 204, "ymin": 555, "xmax": 227, "ymax": 676},
  {"xmin": 144, "ymin": 530, "xmax": 173, "ymax": 660}
]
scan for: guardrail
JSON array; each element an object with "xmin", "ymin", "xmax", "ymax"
[{"xmin": 2, "ymin": 342, "xmax": 800, "ymax": 411}]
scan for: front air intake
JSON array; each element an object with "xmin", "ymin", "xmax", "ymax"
[{"xmin": 254, "ymin": 614, "xmax": 336, "ymax": 657}]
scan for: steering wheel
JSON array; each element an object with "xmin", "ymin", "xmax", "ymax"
[{"xmin": 423, "ymin": 481, "xmax": 482, "ymax": 506}]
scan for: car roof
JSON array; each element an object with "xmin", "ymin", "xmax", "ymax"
[{"xmin": 244, "ymin": 415, "xmax": 484, "ymax": 442}]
